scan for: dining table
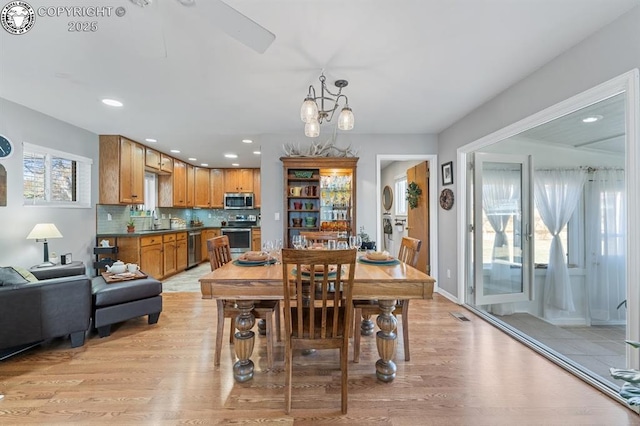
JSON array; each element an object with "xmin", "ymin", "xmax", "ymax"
[{"xmin": 199, "ymin": 255, "xmax": 435, "ymax": 383}]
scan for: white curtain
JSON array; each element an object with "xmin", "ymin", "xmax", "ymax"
[
  {"xmin": 585, "ymin": 169, "xmax": 626, "ymax": 322},
  {"xmin": 483, "ymin": 170, "xmax": 521, "ymax": 290},
  {"xmin": 534, "ymin": 169, "xmax": 587, "ymax": 312}
]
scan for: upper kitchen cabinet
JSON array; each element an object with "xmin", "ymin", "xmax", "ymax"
[
  {"xmin": 99, "ymin": 135, "xmax": 145, "ymax": 205},
  {"xmin": 195, "ymin": 167, "xmax": 211, "ymax": 207},
  {"xmin": 210, "ymin": 168, "xmax": 225, "ymax": 208},
  {"xmin": 224, "ymin": 168, "xmax": 254, "ymax": 193},
  {"xmin": 145, "ymin": 148, "xmax": 173, "ymax": 175},
  {"xmin": 186, "ymin": 164, "xmax": 195, "ymax": 207},
  {"xmin": 173, "ymin": 159, "xmax": 187, "ymax": 207},
  {"xmin": 253, "ymin": 169, "xmax": 261, "ymax": 208}
]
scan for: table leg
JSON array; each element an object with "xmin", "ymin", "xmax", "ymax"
[
  {"xmin": 360, "ymin": 314, "xmax": 375, "ymax": 336},
  {"xmin": 375, "ymin": 299, "xmax": 397, "ymax": 382},
  {"xmin": 233, "ymin": 300, "xmax": 256, "ymax": 382}
]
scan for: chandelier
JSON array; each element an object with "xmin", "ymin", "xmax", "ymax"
[{"xmin": 300, "ymin": 72, "xmax": 354, "ymax": 138}]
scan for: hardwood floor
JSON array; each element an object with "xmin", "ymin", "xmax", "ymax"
[{"xmin": 1, "ymin": 293, "xmax": 638, "ymax": 425}]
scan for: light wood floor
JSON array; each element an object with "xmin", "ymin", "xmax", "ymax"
[{"xmin": 1, "ymin": 293, "xmax": 638, "ymax": 425}]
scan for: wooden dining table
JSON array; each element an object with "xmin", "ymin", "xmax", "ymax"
[{"xmin": 199, "ymin": 256, "xmax": 435, "ymax": 383}]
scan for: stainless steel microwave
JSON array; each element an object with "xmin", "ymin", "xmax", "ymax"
[{"xmin": 224, "ymin": 193, "xmax": 254, "ymax": 210}]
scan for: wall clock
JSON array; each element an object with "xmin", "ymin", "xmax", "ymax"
[
  {"xmin": 439, "ymin": 188, "xmax": 454, "ymax": 210},
  {"xmin": 0, "ymin": 135, "xmax": 13, "ymax": 159}
]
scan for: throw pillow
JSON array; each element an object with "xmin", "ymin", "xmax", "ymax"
[
  {"xmin": 0, "ymin": 266, "xmax": 29, "ymax": 285},
  {"xmin": 12, "ymin": 266, "xmax": 39, "ymax": 283}
]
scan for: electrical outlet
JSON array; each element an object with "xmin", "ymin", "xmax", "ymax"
[
  {"xmin": 275, "ymin": 212, "xmax": 280, "ymax": 221},
  {"xmin": 208, "ymin": 213, "xmax": 212, "ymax": 218},
  {"xmin": 107, "ymin": 213, "xmax": 112, "ymax": 221},
  {"xmin": 447, "ymin": 269, "xmax": 451, "ymax": 278}
]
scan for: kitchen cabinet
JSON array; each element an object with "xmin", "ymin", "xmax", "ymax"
[
  {"xmin": 253, "ymin": 169, "xmax": 261, "ymax": 208},
  {"xmin": 186, "ymin": 164, "xmax": 195, "ymax": 207},
  {"xmin": 281, "ymin": 157, "xmax": 358, "ymax": 248},
  {"xmin": 195, "ymin": 167, "xmax": 211, "ymax": 207},
  {"xmin": 160, "ymin": 154, "xmax": 173, "ymax": 173},
  {"xmin": 224, "ymin": 168, "xmax": 254, "ymax": 193},
  {"xmin": 201, "ymin": 228, "xmax": 221, "ymax": 261},
  {"xmin": 210, "ymin": 169, "xmax": 225, "ymax": 208},
  {"xmin": 173, "ymin": 159, "xmax": 187, "ymax": 207},
  {"xmin": 99, "ymin": 135, "xmax": 145, "ymax": 205},
  {"xmin": 252, "ymin": 228, "xmax": 261, "ymax": 251},
  {"xmin": 145, "ymin": 147, "xmax": 161, "ymax": 171},
  {"xmin": 176, "ymin": 232, "xmax": 188, "ymax": 270},
  {"xmin": 163, "ymin": 233, "xmax": 177, "ymax": 277},
  {"xmin": 140, "ymin": 235, "xmax": 163, "ymax": 280}
]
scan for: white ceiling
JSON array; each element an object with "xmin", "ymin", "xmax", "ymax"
[{"xmin": 1, "ymin": 0, "xmax": 637, "ymax": 167}]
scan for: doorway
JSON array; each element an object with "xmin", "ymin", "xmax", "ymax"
[{"xmin": 376, "ymin": 154, "xmax": 438, "ymax": 284}]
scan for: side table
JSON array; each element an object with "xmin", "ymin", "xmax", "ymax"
[
  {"xmin": 29, "ymin": 261, "xmax": 86, "ymax": 280},
  {"xmin": 93, "ymin": 246, "xmax": 119, "ymax": 275}
]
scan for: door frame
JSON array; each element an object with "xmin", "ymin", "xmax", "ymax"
[
  {"xmin": 376, "ymin": 154, "xmax": 439, "ymax": 288},
  {"xmin": 455, "ymin": 69, "xmax": 640, "ymax": 389}
]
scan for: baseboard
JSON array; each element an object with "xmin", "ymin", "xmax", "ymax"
[{"xmin": 435, "ymin": 288, "xmax": 459, "ymax": 304}]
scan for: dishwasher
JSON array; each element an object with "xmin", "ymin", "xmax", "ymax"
[{"xmin": 187, "ymin": 230, "xmax": 202, "ymax": 269}]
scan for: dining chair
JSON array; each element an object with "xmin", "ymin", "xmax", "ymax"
[
  {"xmin": 207, "ymin": 235, "xmax": 281, "ymax": 368},
  {"xmin": 353, "ymin": 236, "xmax": 422, "ymax": 362},
  {"xmin": 299, "ymin": 231, "xmax": 340, "ymax": 246},
  {"xmin": 280, "ymin": 248, "xmax": 356, "ymax": 414}
]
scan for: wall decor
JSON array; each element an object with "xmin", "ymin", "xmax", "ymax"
[
  {"xmin": 441, "ymin": 161, "xmax": 453, "ymax": 185},
  {"xmin": 0, "ymin": 135, "xmax": 13, "ymax": 159},
  {"xmin": 439, "ymin": 188, "xmax": 454, "ymax": 210},
  {"xmin": 406, "ymin": 181, "xmax": 422, "ymax": 209},
  {"xmin": 0, "ymin": 164, "xmax": 6, "ymax": 206}
]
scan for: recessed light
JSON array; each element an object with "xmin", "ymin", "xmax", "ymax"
[
  {"xmin": 170, "ymin": 149, "xmax": 180, "ymax": 153},
  {"xmin": 582, "ymin": 115, "xmax": 603, "ymax": 123},
  {"xmin": 224, "ymin": 153, "xmax": 238, "ymax": 158},
  {"xmin": 231, "ymin": 163, "xmax": 240, "ymax": 167},
  {"xmin": 200, "ymin": 163, "xmax": 209, "ymax": 167},
  {"xmin": 253, "ymin": 151, "xmax": 261, "ymax": 155},
  {"xmin": 188, "ymin": 157, "xmax": 197, "ymax": 161},
  {"xmin": 145, "ymin": 138, "xmax": 157, "ymax": 143},
  {"xmin": 101, "ymin": 98, "xmax": 123, "ymax": 107},
  {"xmin": 242, "ymin": 139, "xmax": 253, "ymax": 144}
]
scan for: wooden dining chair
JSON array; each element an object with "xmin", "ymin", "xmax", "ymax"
[
  {"xmin": 280, "ymin": 248, "xmax": 356, "ymax": 414},
  {"xmin": 353, "ymin": 236, "xmax": 422, "ymax": 362},
  {"xmin": 207, "ymin": 235, "xmax": 281, "ymax": 368},
  {"xmin": 299, "ymin": 231, "xmax": 340, "ymax": 246}
]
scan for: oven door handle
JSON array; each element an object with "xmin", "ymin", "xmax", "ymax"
[{"xmin": 222, "ymin": 228, "xmax": 252, "ymax": 232}]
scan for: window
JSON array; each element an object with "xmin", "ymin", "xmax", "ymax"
[
  {"xmin": 395, "ymin": 176, "xmax": 407, "ymax": 216},
  {"xmin": 23, "ymin": 142, "xmax": 92, "ymax": 208}
]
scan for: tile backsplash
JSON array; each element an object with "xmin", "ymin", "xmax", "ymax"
[{"xmin": 96, "ymin": 205, "xmax": 260, "ymax": 233}]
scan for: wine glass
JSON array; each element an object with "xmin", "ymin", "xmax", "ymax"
[
  {"xmin": 337, "ymin": 240, "xmax": 348, "ymax": 250},
  {"xmin": 292, "ymin": 235, "xmax": 303, "ymax": 249},
  {"xmin": 262, "ymin": 240, "xmax": 274, "ymax": 265},
  {"xmin": 272, "ymin": 239, "xmax": 283, "ymax": 264}
]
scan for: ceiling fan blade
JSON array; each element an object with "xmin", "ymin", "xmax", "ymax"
[{"xmin": 196, "ymin": 0, "xmax": 276, "ymax": 54}]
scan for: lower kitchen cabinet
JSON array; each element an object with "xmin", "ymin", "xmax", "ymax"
[
  {"xmin": 176, "ymin": 232, "xmax": 188, "ymax": 271},
  {"xmin": 163, "ymin": 233, "xmax": 177, "ymax": 276},
  {"xmin": 201, "ymin": 228, "xmax": 221, "ymax": 262},
  {"xmin": 252, "ymin": 228, "xmax": 261, "ymax": 251},
  {"xmin": 140, "ymin": 235, "xmax": 163, "ymax": 280}
]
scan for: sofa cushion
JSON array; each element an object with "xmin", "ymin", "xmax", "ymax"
[{"xmin": 0, "ymin": 266, "xmax": 38, "ymax": 286}]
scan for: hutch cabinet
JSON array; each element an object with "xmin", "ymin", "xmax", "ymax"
[{"xmin": 281, "ymin": 157, "xmax": 358, "ymax": 248}]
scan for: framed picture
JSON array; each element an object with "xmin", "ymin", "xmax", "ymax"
[{"xmin": 441, "ymin": 161, "xmax": 454, "ymax": 186}]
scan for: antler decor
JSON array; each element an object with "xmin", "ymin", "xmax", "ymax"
[{"xmin": 282, "ymin": 140, "xmax": 358, "ymax": 158}]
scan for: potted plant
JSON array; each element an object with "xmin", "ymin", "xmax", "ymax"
[
  {"xmin": 358, "ymin": 226, "xmax": 376, "ymax": 251},
  {"xmin": 126, "ymin": 219, "xmax": 135, "ymax": 233}
]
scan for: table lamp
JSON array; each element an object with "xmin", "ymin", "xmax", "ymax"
[{"xmin": 27, "ymin": 223, "xmax": 63, "ymax": 267}]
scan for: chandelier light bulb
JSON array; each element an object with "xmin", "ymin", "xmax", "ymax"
[
  {"xmin": 305, "ymin": 118, "xmax": 320, "ymax": 138},
  {"xmin": 300, "ymin": 96, "xmax": 318, "ymax": 123},
  {"xmin": 338, "ymin": 106, "xmax": 354, "ymax": 131}
]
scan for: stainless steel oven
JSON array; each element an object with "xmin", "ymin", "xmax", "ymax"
[{"xmin": 221, "ymin": 228, "xmax": 252, "ymax": 253}]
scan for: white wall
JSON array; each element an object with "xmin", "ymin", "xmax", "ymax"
[
  {"xmin": 437, "ymin": 6, "xmax": 640, "ymax": 299},
  {"xmin": 258, "ymin": 133, "xmax": 437, "ymax": 245},
  {"xmin": 0, "ymin": 98, "xmax": 99, "ymax": 270}
]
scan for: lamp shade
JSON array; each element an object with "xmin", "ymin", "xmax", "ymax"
[
  {"xmin": 338, "ymin": 106, "xmax": 354, "ymax": 131},
  {"xmin": 300, "ymin": 97, "xmax": 318, "ymax": 123},
  {"xmin": 26, "ymin": 223, "xmax": 63, "ymax": 240},
  {"xmin": 304, "ymin": 118, "xmax": 320, "ymax": 138}
]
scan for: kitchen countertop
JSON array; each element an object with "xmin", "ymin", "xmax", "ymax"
[{"xmin": 96, "ymin": 225, "xmax": 260, "ymax": 238}]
